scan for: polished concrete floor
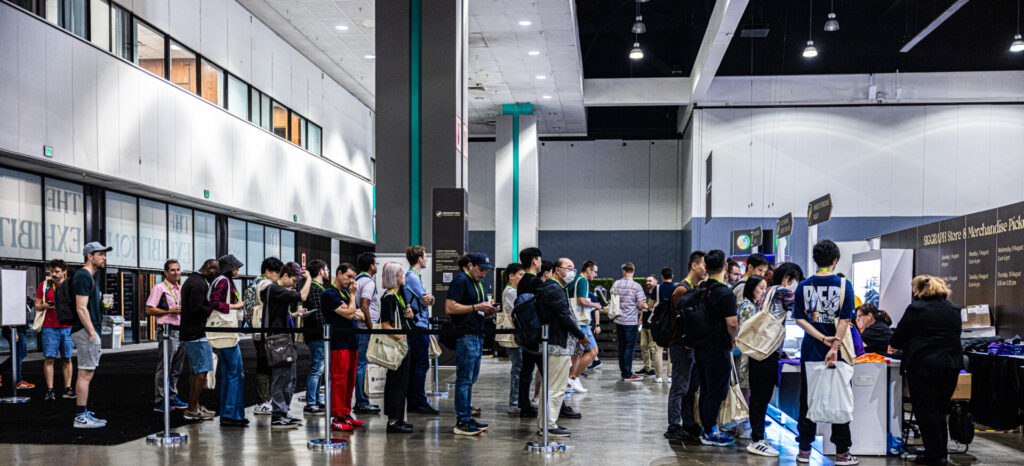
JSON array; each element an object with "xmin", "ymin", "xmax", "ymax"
[{"xmin": 1, "ymin": 355, "xmax": 1021, "ymax": 465}]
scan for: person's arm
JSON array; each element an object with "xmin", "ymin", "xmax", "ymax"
[
  {"xmin": 445, "ymin": 299, "xmax": 497, "ymax": 316},
  {"xmin": 298, "ymin": 271, "xmax": 312, "ymax": 301},
  {"xmin": 380, "ymin": 296, "xmax": 405, "ymax": 341},
  {"xmin": 888, "ymin": 304, "xmax": 917, "ymax": 352},
  {"xmin": 145, "ymin": 285, "xmax": 178, "ymax": 316},
  {"xmin": 635, "ymin": 285, "xmax": 649, "ymax": 310},
  {"xmin": 209, "ymin": 280, "xmax": 231, "ymax": 314},
  {"xmin": 35, "ymin": 284, "xmax": 51, "ymax": 311},
  {"xmin": 825, "ymin": 319, "xmax": 849, "ymax": 367}
]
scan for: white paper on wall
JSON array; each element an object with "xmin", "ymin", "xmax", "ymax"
[{"xmin": 1, "ymin": 269, "xmax": 28, "ymax": 326}]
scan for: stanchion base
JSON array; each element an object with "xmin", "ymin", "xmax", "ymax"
[
  {"xmin": 0, "ymin": 396, "xmax": 30, "ymax": 404},
  {"xmin": 307, "ymin": 438, "xmax": 348, "ymax": 451},
  {"xmin": 525, "ymin": 441, "xmax": 566, "ymax": 453},
  {"xmin": 146, "ymin": 432, "xmax": 188, "ymax": 446},
  {"xmin": 426, "ymin": 390, "xmax": 448, "ymax": 397}
]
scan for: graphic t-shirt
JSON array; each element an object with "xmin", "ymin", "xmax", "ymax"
[{"xmin": 792, "ymin": 274, "xmax": 855, "ymax": 362}]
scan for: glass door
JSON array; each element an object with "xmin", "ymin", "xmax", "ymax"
[
  {"xmin": 138, "ymin": 272, "xmax": 164, "ymax": 342},
  {"xmin": 103, "ymin": 268, "xmax": 138, "ymax": 343}
]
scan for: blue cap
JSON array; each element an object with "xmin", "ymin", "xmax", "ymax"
[
  {"xmin": 469, "ymin": 252, "xmax": 493, "ymax": 270},
  {"xmin": 83, "ymin": 242, "xmax": 112, "ymax": 255}
]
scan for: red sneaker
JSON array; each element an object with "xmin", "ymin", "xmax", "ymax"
[
  {"xmin": 16, "ymin": 381, "xmax": 35, "ymax": 390},
  {"xmin": 344, "ymin": 416, "xmax": 365, "ymax": 426},
  {"xmin": 331, "ymin": 420, "xmax": 355, "ymax": 431}
]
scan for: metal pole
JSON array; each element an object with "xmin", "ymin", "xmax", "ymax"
[
  {"xmin": 147, "ymin": 324, "xmax": 187, "ymax": 446},
  {"xmin": 427, "ymin": 319, "xmax": 447, "ymax": 396},
  {"xmin": 0, "ymin": 327, "xmax": 28, "ymax": 403},
  {"xmin": 525, "ymin": 324, "xmax": 564, "ymax": 453},
  {"xmin": 309, "ymin": 324, "xmax": 345, "ymax": 451}
]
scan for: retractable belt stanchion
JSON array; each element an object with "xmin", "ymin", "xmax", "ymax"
[
  {"xmin": 1, "ymin": 327, "xmax": 29, "ymax": 403},
  {"xmin": 525, "ymin": 325, "xmax": 565, "ymax": 453},
  {"xmin": 309, "ymin": 324, "xmax": 346, "ymax": 451},
  {"xmin": 147, "ymin": 324, "xmax": 187, "ymax": 446},
  {"xmin": 427, "ymin": 319, "xmax": 448, "ymax": 396}
]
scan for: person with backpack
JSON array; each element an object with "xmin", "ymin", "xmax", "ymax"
[
  {"xmin": 647, "ymin": 267, "xmax": 677, "ymax": 384},
  {"xmin": 180, "ymin": 259, "xmax": 220, "ymax": 421},
  {"xmin": 36, "ymin": 259, "xmax": 73, "ymax": 400},
  {"xmin": 69, "ymin": 242, "xmax": 112, "ymax": 428},
  {"xmin": 665, "ymin": 251, "xmax": 706, "ymax": 442},
  {"xmin": 263, "ymin": 262, "xmax": 312, "ymax": 429},
  {"xmin": 611, "ymin": 262, "xmax": 649, "ymax": 381},
  {"xmin": 744, "ymin": 261, "xmax": 802, "ymax": 457},
  {"xmin": 208, "ymin": 254, "xmax": 248, "ymax": 427},
  {"xmin": 501, "ymin": 262, "xmax": 525, "ymax": 414},
  {"xmin": 792, "ymin": 240, "xmax": 858, "ymax": 465},
  {"xmin": 353, "ymin": 252, "xmax": 381, "ymax": 414},
  {"xmin": 515, "ymin": 247, "xmax": 544, "ymax": 417},
  {"xmin": 246, "ymin": 257, "xmax": 283, "ymax": 416},
  {"xmin": 301, "ymin": 259, "xmax": 330, "ymax": 416},
  {"xmin": 144, "ymin": 259, "xmax": 189, "ymax": 413},
  {"xmin": 566, "ymin": 261, "xmax": 601, "ymax": 393}
]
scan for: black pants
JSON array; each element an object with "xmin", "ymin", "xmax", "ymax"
[
  {"xmin": 798, "ymin": 361, "xmax": 851, "ymax": 452},
  {"xmin": 518, "ymin": 350, "xmax": 542, "ymax": 411},
  {"xmin": 694, "ymin": 347, "xmax": 731, "ymax": 432},
  {"xmin": 748, "ymin": 352, "xmax": 780, "ymax": 442},
  {"xmin": 384, "ymin": 355, "xmax": 412, "ymax": 422},
  {"xmin": 908, "ymin": 368, "xmax": 959, "ymax": 462}
]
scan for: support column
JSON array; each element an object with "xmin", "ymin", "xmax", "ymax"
[
  {"xmin": 376, "ymin": 0, "xmax": 469, "ymax": 252},
  {"xmin": 494, "ymin": 104, "xmax": 539, "ymax": 266}
]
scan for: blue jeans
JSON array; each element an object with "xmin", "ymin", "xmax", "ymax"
[
  {"xmin": 0, "ymin": 327, "xmax": 27, "ymax": 383},
  {"xmin": 616, "ymin": 324, "xmax": 639, "ymax": 379},
  {"xmin": 507, "ymin": 346, "xmax": 523, "ymax": 405},
  {"xmin": 305, "ymin": 339, "xmax": 325, "ymax": 406},
  {"xmin": 214, "ymin": 344, "xmax": 246, "ymax": 421},
  {"xmin": 41, "ymin": 327, "xmax": 74, "ymax": 359},
  {"xmin": 406, "ymin": 332, "xmax": 430, "ymax": 408},
  {"xmin": 354, "ymin": 333, "xmax": 371, "ymax": 407},
  {"xmin": 454, "ymin": 334, "xmax": 483, "ymax": 423}
]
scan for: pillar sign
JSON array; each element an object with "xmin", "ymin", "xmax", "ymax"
[{"xmin": 431, "ymin": 188, "xmax": 468, "ymax": 313}]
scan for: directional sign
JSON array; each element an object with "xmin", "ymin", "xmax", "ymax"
[{"xmin": 807, "ymin": 194, "xmax": 833, "ymax": 227}]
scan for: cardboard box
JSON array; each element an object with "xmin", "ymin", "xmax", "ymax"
[
  {"xmin": 952, "ymin": 373, "xmax": 971, "ymax": 400},
  {"xmin": 962, "ymin": 305, "xmax": 992, "ymax": 329}
]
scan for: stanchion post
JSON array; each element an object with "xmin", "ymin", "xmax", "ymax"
[
  {"xmin": 427, "ymin": 319, "xmax": 447, "ymax": 396},
  {"xmin": 525, "ymin": 324, "xmax": 565, "ymax": 453},
  {"xmin": 147, "ymin": 324, "xmax": 187, "ymax": 446},
  {"xmin": 0, "ymin": 327, "xmax": 29, "ymax": 403},
  {"xmin": 308, "ymin": 324, "xmax": 346, "ymax": 451}
]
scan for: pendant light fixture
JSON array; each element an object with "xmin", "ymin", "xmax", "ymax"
[
  {"xmin": 824, "ymin": 0, "xmax": 839, "ymax": 32},
  {"xmin": 632, "ymin": 15, "xmax": 647, "ymax": 34},
  {"xmin": 629, "ymin": 42, "xmax": 644, "ymax": 59},
  {"xmin": 1012, "ymin": 0, "xmax": 1024, "ymax": 52},
  {"xmin": 803, "ymin": 0, "xmax": 818, "ymax": 58}
]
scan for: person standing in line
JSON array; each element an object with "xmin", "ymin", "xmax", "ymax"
[
  {"xmin": 379, "ymin": 262, "xmax": 416, "ymax": 434},
  {"xmin": 446, "ymin": 253, "xmax": 499, "ymax": 436},
  {"xmin": 691, "ymin": 250, "xmax": 739, "ymax": 447},
  {"xmin": 403, "ymin": 245, "xmax": 439, "ymax": 415},
  {"xmin": 587, "ymin": 288, "xmax": 604, "ymax": 371},
  {"xmin": 145, "ymin": 259, "xmax": 190, "ymax": 412},
  {"xmin": 301, "ymin": 259, "xmax": 330, "ymax": 416},
  {"xmin": 537, "ymin": 258, "xmax": 588, "ymax": 438},
  {"xmin": 501, "ymin": 263, "xmax": 525, "ymax": 414},
  {"xmin": 638, "ymin": 275, "xmax": 660, "ymax": 377},
  {"xmin": 611, "ymin": 262, "xmax": 649, "ymax": 381},
  {"xmin": 665, "ymin": 251, "xmax": 706, "ymax": 442},
  {"xmin": 515, "ymin": 248, "xmax": 544, "ymax": 418},
  {"xmin": 353, "ymin": 252, "xmax": 381, "ymax": 414},
  {"xmin": 36, "ymin": 259, "xmax": 74, "ymax": 400},
  {"xmin": 70, "ymin": 242, "xmax": 112, "ymax": 428},
  {"xmin": 324, "ymin": 263, "xmax": 365, "ymax": 432},
  {"xmin": 733, "ymin": 253, "xmax": 770, "ymax": 306},
  {"xmin": 888, "ymin": 276, "xmax": 963, "ymax": 466},
  {"xmin": 735, "ymin": 275, "xmax": 768, "ymax": 400},
  {"xmin": 746, "ymin": 262, "xmax": 803, "ymax": 457},
  {"xmin": 726, "ymin": 260, "xmax": 743, "ymax": 286},
  {"xmin": 246, "ymin": 257, "xmax": 282, "ymax": 416},
  {"xmin": 648, "ymin": 267, "xmax": 678, "ymax": 383},
  {"xmin": 263, "ymin": 262, "xmax": 312, "ymax": 429},
  {"xmin": 208, "ymin": 254, "xmax": 248, "ymax": 427},
  {"xmin": 792, "ymin": 240, "xmax": 858, "ymax": 465},
  {"xmin": 180, "ymin": 259, "xmax": 220, "ymax": 421},
  {"xmin": 567, "ymin": 261, "xmax": 601, "ymax": 393}
]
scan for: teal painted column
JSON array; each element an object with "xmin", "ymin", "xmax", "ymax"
[
  {"xmin": 495, "ymin": 103, "xmax": 538, "ymax": 266},
  {"xmin": 409, "ymin": 0, "xmax": 422, "ymax": 245}
]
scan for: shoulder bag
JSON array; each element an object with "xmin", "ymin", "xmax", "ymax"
[
  {"xmin": 32, "ymin": 282, "xmax": 48, "ymax": 332},
  {"xmin": 735, "ymin": 287, "xmax": 786, "ymax": 361},
  {"xmin": 262, "ymin": 285, "xmax": 298, "ymax": 367},
  {"xmin": 206, "ymin": 277, "xmax": 240, "ymax": 349},
  {"xmin": 366, "ymin": 294, "xmax": 410, "ymax": 370},
  {"xmin": 606, "ymin": 283, "xmax": 621, "ymax": 321}
]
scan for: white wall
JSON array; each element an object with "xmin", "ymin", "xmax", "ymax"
[
  {"xmin": 689, "ymin": 105, "xmax": 1024, "ymax": 221},
  {"xmin": 0, "ymin": 3, "xmax": 373, "ymax": 243}
]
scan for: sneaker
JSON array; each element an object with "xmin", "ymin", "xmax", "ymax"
[
  {"xmin": 667, "ymin": 377, "xmax": 672, "ymax": 384},
  {"xmin": 654, "ymin": 377, "xmax": 663, "ymax": 383},
  {"xmin": 411, "ymin": 404, "xmax": 440, "ymax": 415},
  {"xmin": 579, "ymin": 372, "xmax": 588, "ymax": 378},
  {"xmin": 700, "ymin": 427, "xmax": 735, "ymax": 447},
  {"xmin": 622, "ymin": 374, "xmax": 644, "ymax": 382},
  {"xmin": 44, "ymin": 390, "xmax": 56, "ymax": 401},
  {"xmin": 16, "ymin": 381, "xmax": 34, "ymax": 390},
  {"xmin": 220, "ymin": 417, "xmax": 250, "ymax": 427},
  {"xmin": 834, "ymin": 452, "xmax": 859, "ymax": 465},
  {"xmin": 353, "ymin": 405, "xmax": 380, "ymax": 414},
  {"xmin": 746, "ymin": 440, "xmax": 780, "ymax": 457},
  {"xmin": 797, "ymin": 450, "xmax": 811, "ymax": 463},
  {"xmin": 184, "ymin": 409, "xmax": 215, "ymax": 420},
  {"xmin": 519, "ymin": 409, "xmax": 538, "ymax": 419},
  {"xmin": 303, "ymin": 405, "xmax": 326, "ymax": 416},
  {"xmin": 170, "ymin": 397, "xmax": 189, "ymax": 410},
  {"xmin": 62, "ymin": 387, "xmax": 76, "ymax": 399},
  {"xmin": 253, "ymin": 402, "xmax": 273, "ymax": 415},
  {"xmin": 538, "ymin": 426, "xmax": 571, "ymax": 437},
  {"xmin": 200, "ymin": 406, "xmax": 217, "ymax": 418},
  {"xmin": 387, "ymin": 421, "xmax": 413, "ymax": 434},
  {"xmin": 559, "ymin": 405, "xmax": 582, "ymax": 419},
  {"xmin": 73, "ymin": 411, "xmax": 106, "ymax": 429},
  {"xmin": 331, "ymin": 420, "xmax": 355, "ymax": 431},
  {"xmin": 271, "ymin": 417, "xmax": 299, "ymax": 430},
  {"xmin": 507, "ymin": 404, "xmax": 521, "ymax": 415},
  {"xmin": 153, "ymin": 403, "xmax": 170, "ymax": 413},
  {"xmin": 469, "ymin": 419, "xmax": 489, "ymax": 431},
  {"xmin": 569, "ymin": 377, "xmax": 588, "ymax": 393},
  {"xmin": 639, "ymin": 369, "xmax": 655, "ymax": 376},
  {"xmin": 664, "ymin": 425, "xmax": 689, "ymax": 441},
  {"xmin": 343, "ymin": 415, "xmax": 365, "ymax": 427},
  {"xmin": 589, "ymin": 360, "xmax": 603, "ymax": 370},
  {"xmin": 287, "ymin": 416, "xmax": 304, "ymax": 426},
  {"xmin": 454, "ymin": 422, "xmax": 484, "ymax": 436}
]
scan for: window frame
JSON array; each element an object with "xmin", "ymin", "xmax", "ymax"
[{"xmin": 132, "ymin": 16, "xmax": 168, "ymax": 79}]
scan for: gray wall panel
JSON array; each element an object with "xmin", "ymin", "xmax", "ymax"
[
  {"xmin": 72, "ymin": 40, "xmax": 99, "ymax": 172},
  {"xmin": 45, "ymin": 25, "xmax": 73, "ymax": 162},
  {"xmin": 200, "ymin": 0, "xmax": 229, "ymax": 66},
  {"xmin": 18, "ymin": 15, "xmax": 46, "ymax": 158},
  {"xmin": 225, "ymin": 0, "xmax": 251, "ymax": 82},
  {"xmin": 0, "ymin": 10, "xmax": 17, "ymax": 151},
  {"xmin": 169, "ymin": 0, "xmax": 201, "ymax": 51}
]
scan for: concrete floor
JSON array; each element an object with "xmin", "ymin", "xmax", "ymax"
[{"xmin": 1, "ymin": 354, "xmax": 1021, "ymax": 465}]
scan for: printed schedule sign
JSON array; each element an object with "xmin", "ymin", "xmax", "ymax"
[{"xmin": 431, "ymin": 188, "xmax": 468, "ymax": 317}]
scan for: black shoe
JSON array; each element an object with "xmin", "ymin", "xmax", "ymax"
[
  {"xmin": 454, "ymin": 422, "xmax": 484, "ymax": 436},
  {"xmin": 559, "ymin": 405, "xmax": 582, "ymax": 419},
  {"xmin": 520, "ymin": 409, "xmax": 538, "ymax": 419},
  {"xmin": 220, "ymin": 417, "xmax": 250, "ymax": 427},
  {"xmin": 589, "ymin": 360, "xmax": 603, "ymax": 370},
  {"xmin": 682, "ymin": 424, "xmax": 702, "ymax": 439},
  {"xmin": 387, "ymin": 421, "xmax": 413, "ymax": 433},
  {"xmin": 912, "ymin": 456, "xmax": 947, "ymax": 466},
  {"xmin": 271, "ymin": 417, "xmax": 299, "ymax": 430},
  {"xmin": 353, "ymin": 405, "xmax": 381, "ymax": 414},
  {"xmin": 410, "ymin": 404, "xmax": 439, "ymax": 415},
  {"xmin": 303, "ymin": 405, "xmax": 326, "ymax": 416},
  {"xmin": 45, "ymin": 390, "xmax": 56, "ymax": 401},
  {"xmin": 579, "ymin": 372, "xmax": 588, "ymax": 378},
  {"xmin": 664, "ymin": 424, "xmax": 691, "ymax": 441},
  {"xmin": 539, "ymin": 426, "xmax": 571, "ymax": 437},
  {"xmin": 62, "ymin": 387, "xmax": 76, "ymax": 399}
]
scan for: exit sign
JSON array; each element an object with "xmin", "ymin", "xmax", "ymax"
[
  {"xmin": 203, "ymin": 189, "xmax": 210, "ymax": 199},
  {"xmin": 43, "ymin": 146, "xmax": 53, "ymax": 157}
]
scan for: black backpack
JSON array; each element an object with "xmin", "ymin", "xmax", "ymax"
[
  {"xmin": 511, "ymin": 293, "xmax": 543, "ymax": 355},
  {"xmin": 55, "ymin": 277, "xmax": 80, "ymax": 326},
  {"xmin": 948, "ymin": 401, "xmax": 974, "ymax": 445},
  {"xmin": 650, "ymin": 286, "xmax": 675, "ymax": 347},
  {"xmin": 677, "ymin": 281, "xmax": 723, "ymax": 348}
]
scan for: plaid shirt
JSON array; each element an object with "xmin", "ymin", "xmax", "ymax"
[{"xmin": 303, "ymin": 281, "xmax": 327, "ymax": 339}]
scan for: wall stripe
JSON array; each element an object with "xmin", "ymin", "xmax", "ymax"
[
  {"xmin": 512, "ymin": 113, "xmax": 519, "ymax": 258},
  {"xmin": 409, "ymin": 0, "xmax": 422, "ymax": 245}
]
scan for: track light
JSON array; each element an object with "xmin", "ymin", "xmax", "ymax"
[
  {"xmin": 629, "ymin": 42, "xmax": 644, "ymax": 60},
  {"xmin": 632, "ymin": 16, "xmax": 646, "ymax": 34},
  {"xmin": 802, "ymin": 40, "xmax": 818, "ymax": 58},
  {"xmin": 824, "ymin": 12, "xmax": 839, "ymax": 32}
]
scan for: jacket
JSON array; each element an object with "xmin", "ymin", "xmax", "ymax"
[
  {"xmin": 179, "ymin": 272, "xmax": 212, "ymax": 342},
  {"xmin": 860, "ymin": 321, "xmax": 893, "ymax": 355},
  {"xmin": 889, "ymin": 296, "xmax": 964, "ymax": 373},
  {"xmin": 535, "ymin": 279, "xmax": 586, "ymax": 348}
]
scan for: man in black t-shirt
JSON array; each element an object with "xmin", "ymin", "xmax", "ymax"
[
  {"xmin": 263, "ymin": 262, "xmax": 311, "ymax": 429},
  {"xmin": 692, "ymin": 250, "xmax": 739, "ymax": 447}
]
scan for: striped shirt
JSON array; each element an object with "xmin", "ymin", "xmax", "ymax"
[{"xmin": 611, "ymin": 278, "xmax": 646, "ymax": 325}]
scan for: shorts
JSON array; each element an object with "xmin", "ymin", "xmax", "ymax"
[
  {"xmin": 71, "ymin": 329, "xmax": 102, "ymax": 370},
  {"xmin": 41, "ymin": 327, "xmax": 74, "ymax": 359},
  {"xmin": 184, "ymin": 340, "xmax": 214, "ymax": 373},
  {"xmin": 579, "ymin": 324, "xmax": 598, "ymax": 351}
]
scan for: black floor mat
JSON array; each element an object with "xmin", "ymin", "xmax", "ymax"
[{"xmin": 0, "ymin": 340, "xmax": 312, "ymax": 445}]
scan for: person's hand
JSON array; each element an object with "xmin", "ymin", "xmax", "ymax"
[
  {"xmin": 423, "ymin": 294, "xmax": 435, "ymax": 306},
  {"xmin": 353, "ymin": 310, "xmax": 365, "ymax": 321},
  {"xmin": 822, "ymin": 336, "xmax": 839, "ymax": 346},
  {"xmin": 301, "ymin": 270, "xmax": 311, "ymax": 280},
  {"xmin": 825, "ymin": 348, "xmax": 838, "ymax": 368},
  {"xmin": 171, "ymin": 306, "xmax": 182, "ymax": 314},
  {"xmin": 390, "ymin": 334, "xmax": 406, "ymax": 342},
  {"xmin": 404, "ymin": 308, "xmax": 415, "ymax": 319},
  {"xmin": 594, "ymin": 325, "xmax": 602, "ymax": 335},
  {"xmin": 887, "ymin": 345, "xmax": 896, "ymax": 354},
  {"xmin": 89, "ymin": 331, "xmax": 99, "ymax": 343},
  {"xmin": 349, "ymin": 282, "xmax": 359, "ymax": 294}
]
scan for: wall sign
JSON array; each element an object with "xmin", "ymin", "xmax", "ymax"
[
  {"xmin": 807, "ymin": 193, "xmax": 833, "ymax": 227},
  {"xmin": 777, "ymin": 212, "xmax": 793, "ymax": 238},
  {"xmin": 705, "ymin": 152, "xmax": 713, "ymax": 225}
]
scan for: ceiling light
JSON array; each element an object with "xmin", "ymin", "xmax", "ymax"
[
  {"xmin": 631, "ymin": 16, "xmax": 646, "ymax": 34},
  {"xmin": 824, "ymin": 13, "xmax": 839, "ymax": 32},
  {"xmin": 528, "ymin": 50, "xmax": 540, "ymax": 56},
  {"xmin": 335, "ymin": 24, "xmax": 349, "ymax": 31},
  {"xmin": 364, "ymin": 54, "xmax": 375, "ymax": 59},
  {"xmin": 802, "ymin": 40, "xmax": 818, "ymax": 58},
  {"xmin": 535, "ymin": 75, "xmax": 547, "ymax": 80},
  {"xmin": 518, "ymin": 20, "xmax": 532, "ymax": 26},
  {"xmin": 1012, "ymin": 34, "xmax": 1024, "ymax": 52},
  {"xmin": 542, "ymin": 95, "xmax": 552, "ymax": 99},
  {"xmin": 636, "ymin": 0, "xmax": 649, "ymax": 3},
  {"xmin": 629, "ymin": 42, "xmax": 644, "ymax": 60}
]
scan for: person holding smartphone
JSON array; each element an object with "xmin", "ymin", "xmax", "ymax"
[{"xmin": 263, "ymin": 262, "xmax": 312, "ymax": 429}]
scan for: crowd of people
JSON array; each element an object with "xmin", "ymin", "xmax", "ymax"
[{"xmin": 3, "ymin": 237, "xmax": 966, "ymax": 465}]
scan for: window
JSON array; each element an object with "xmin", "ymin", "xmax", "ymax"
[
  {"xmin": 135, "ymin": 20, "xmax": 166, "ymax": 78},
  {"xmin": 281, "ymin": 230, "xmax": 295, "ymax": 263},
  {"xmin": 264, "ymin": 227, "xmax": 281, "ymax": 260},
  {"xmin": 200, "ymin": 59, "xmax": 224, "ymax": 107},
  {"xmin": 0, "ymin": 168, "xmax": 43, "ymax": 261},
  {"xmin": 227, "ymin": 218, "xmax": 246, "ymax": 274},
  {"xmin": 105, "ymin": 192, "xmax": 138, "ymax": 267},
  {"xmin": 194, "ymin": 211, "xmax": 217, "ymax": 268},
  {"xmin": 227, "ymin": 74, "xmax": 248, "ymax": 120},
  {"xmin": 111, "ymin": 4, "xmax": 132, "ymax": 60},
  {"xmin": 260, "ymin": 93, "xmax": 272, "ymax": 132},
  {"xmin": 249, "ymin": 88, "xmax": 272, "ymax": 131},
  {"xmin": 138, "ymin": 199, "xmax": 167, "ymax": 269},
  {"xmin": 272, "ymin": 101, "xmax": 288, "ymax": 138},
  {"xmin": 61, "ymin": 0, "xmax": 86, "ymax": 38},
  {"xmin": 168, "ymin": 206, "xmax": 193, "ymax": 272},
  {"xmin": 246, "ymin": 222, "xmax": 264, "ymax": 276},
  {"xmin": 307, "ymin": 122, "xmax": 322, "ymax": 156},
  {"xmin": 43, "ymin": 0, "xmax": 58, "ymax": 26},
  {"xmin": 90, "ymin": 0, "xmax": 110, "ymax": 49},
  {"xmin": 44, "ymin": 178, "xmax": 84, "ymax": 262},
  {"xmin": 289, "ymin": 113, "xmax": 305, "ymax": 147},
  {"xmin": 169, "ymin": 41, "xmax": 196, "ymax": 94}
]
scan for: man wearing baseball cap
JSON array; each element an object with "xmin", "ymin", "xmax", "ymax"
[
  {"xmin": 72, "ymin": 242, "xmax": 112, "ymax": 428},
  {"xmin": 445, "ymin": 252, "xmax": 499, "ymax": 436}
]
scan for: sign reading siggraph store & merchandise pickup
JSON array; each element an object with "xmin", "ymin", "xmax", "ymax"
[{"xmin": 807, "ymin": 194, "xmax": 833, "ymax": 227}]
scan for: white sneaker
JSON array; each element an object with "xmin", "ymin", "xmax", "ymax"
[
  {"xmin": 654, "ymin": 377, "xmax": 663, "ymax": 383},
  {"xmin": 569, "ymin": 377, "xmax": 588, "ymax": 393},
  {"xmin": 746, "ymin": 440, "xmax": 780, "ymax": 457},
  {"xmin": 667, "ymin": 377, "xmax": 672, "ymax": 384},
  {"xmin": 254, "ymin": 402, "xmax": 273, "ymax": 415},
  {"xmin": 74, "ymin": 411, "xmax": 107, "ymax": 429}
]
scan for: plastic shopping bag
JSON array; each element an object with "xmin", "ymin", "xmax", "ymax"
[{"xmin": 805, "ymin": 361, "xmax": 854, "ymax": 424}]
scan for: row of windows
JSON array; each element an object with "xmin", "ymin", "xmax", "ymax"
[{"xmin": 11, "ymin": 0, "xmax": 323, "ymax": 157}]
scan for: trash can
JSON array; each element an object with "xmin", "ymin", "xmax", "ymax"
[{"xmin": 101, "ymin": 315, "xmax": 124, "ymax": 349}]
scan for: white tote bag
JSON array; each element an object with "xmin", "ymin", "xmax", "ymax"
[
  {"xmin": 206, "ymin": 277, "xmax": 240, "ymax": 349},
  {"xmin": 805, "ymin": 361, "xmax": 855, "ymax": 424},
  {"xmin": 735, "ymin": 287, "xmax": 785, "ymax": 361},
  {"xmin": 365, "ymin": 302, "xmax": 409, "ymax": 370}
]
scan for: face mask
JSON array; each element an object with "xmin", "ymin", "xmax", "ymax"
[
  {"xmin": 563, "ymin": 270, "xmax": 576, "ymax": 283},
  {"xmin": 785, "ymin": 281, "xmax": 798, "ymax": 292}
]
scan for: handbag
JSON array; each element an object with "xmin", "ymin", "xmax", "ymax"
[
  {"xmin": 365, "ymin": 297, "xmax": 409, "ymax": 370},
  {"xmin": 261, "ymin": 286, "xmax": 298, "ymax": 367},
  {"xmin": 494, "ymin": 311, "xmax": 518, "ymax": 349},
  {"xmin": 736, "ymin": 287, "xmax": 785, "ymax": 361},
  {"xmin": 835, "ymin": 278, "xmax": 856, "ymax": 365},
  {"xmin": 32, "ymin": 282, "xmax": 48, "ymax": 332},
  {"xmin": 805, "ymin": 360, "xmax": 855, "ymax": 424},
  {"xmin": 428, "ymin": 335, "xmax": 443, "ymax": 359},
  {"xmin": 606, "ymin": 293, "xmax": 621, "ymax": 321},
  {"xmin": 206, "ymin": 277, "xmax": 240, "ymax": 349}
]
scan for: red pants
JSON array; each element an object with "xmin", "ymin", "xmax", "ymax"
[{"xmin": 330, "ymin": 349, "xmax": 358, "ymax": 418}]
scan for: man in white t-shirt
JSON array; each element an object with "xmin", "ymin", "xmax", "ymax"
[{"xmin": 353, "ymin": 252, "xmax": 380, "ymax": 414}]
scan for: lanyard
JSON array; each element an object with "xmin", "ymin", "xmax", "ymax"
[
  {"xmin": 816, "ymin": 268, "xmax": 833, "ymax": 274},
  {"xmin": 413, "ymin": 268, "xmax": 423, "ymax": 282},
  {"xmin": 684, "ymin": 277, "xmax": 694, "ymax": 289},
  {"xmin": 385, "ymin": 289, "xmax": 406, "ymax": 310},
  {"xmin": 710, "ymin": 277, "xmax": 727, "ymax": 286},
  {"xmin": 330, "ymin": 283, "xmax": 351, "ymax": 303},
  {"xmin": 162, "ymin": 282, "xmax": 181, "ymax": 306},
  {"xmin": 356, "ymin": 273, "xmax": 371, "ymax": 281},
  {"xmin": 465, "ymin": 272, "xmax": 485, "ymax": 302},
  {"xmin": 312, "ymin": 281, "xmax": 325, "ymax": 292}
]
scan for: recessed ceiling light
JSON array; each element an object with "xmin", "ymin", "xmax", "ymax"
[
  {"xmin": 535, "ymin": 75, "xmax": 547, "ymax": 80},
  {"xmin": 335, "ymin": 24, "xmax": 349, "ymax": 31},
  {"xmin": 364, "ymin": 54, "xmax": 376, "ymax": 59},
  {"xmin": 542, "ymin": 95, "xmax": 552, "ymax": 99},
  {"xmin": 528, "ymin": 50, "xmax": 541, "ymax": 56},
  {"xmin": 519, "ymin": 20, "xmax": 532, "ymax": 26}
]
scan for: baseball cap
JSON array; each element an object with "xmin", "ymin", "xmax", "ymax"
[
  {"xmin": 469, "ymin": 252, "xmax": 493, "ymax": 270},
  {"xmin": 83, "ymin": 242, "xmax": 113, "ymax": 255}
]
